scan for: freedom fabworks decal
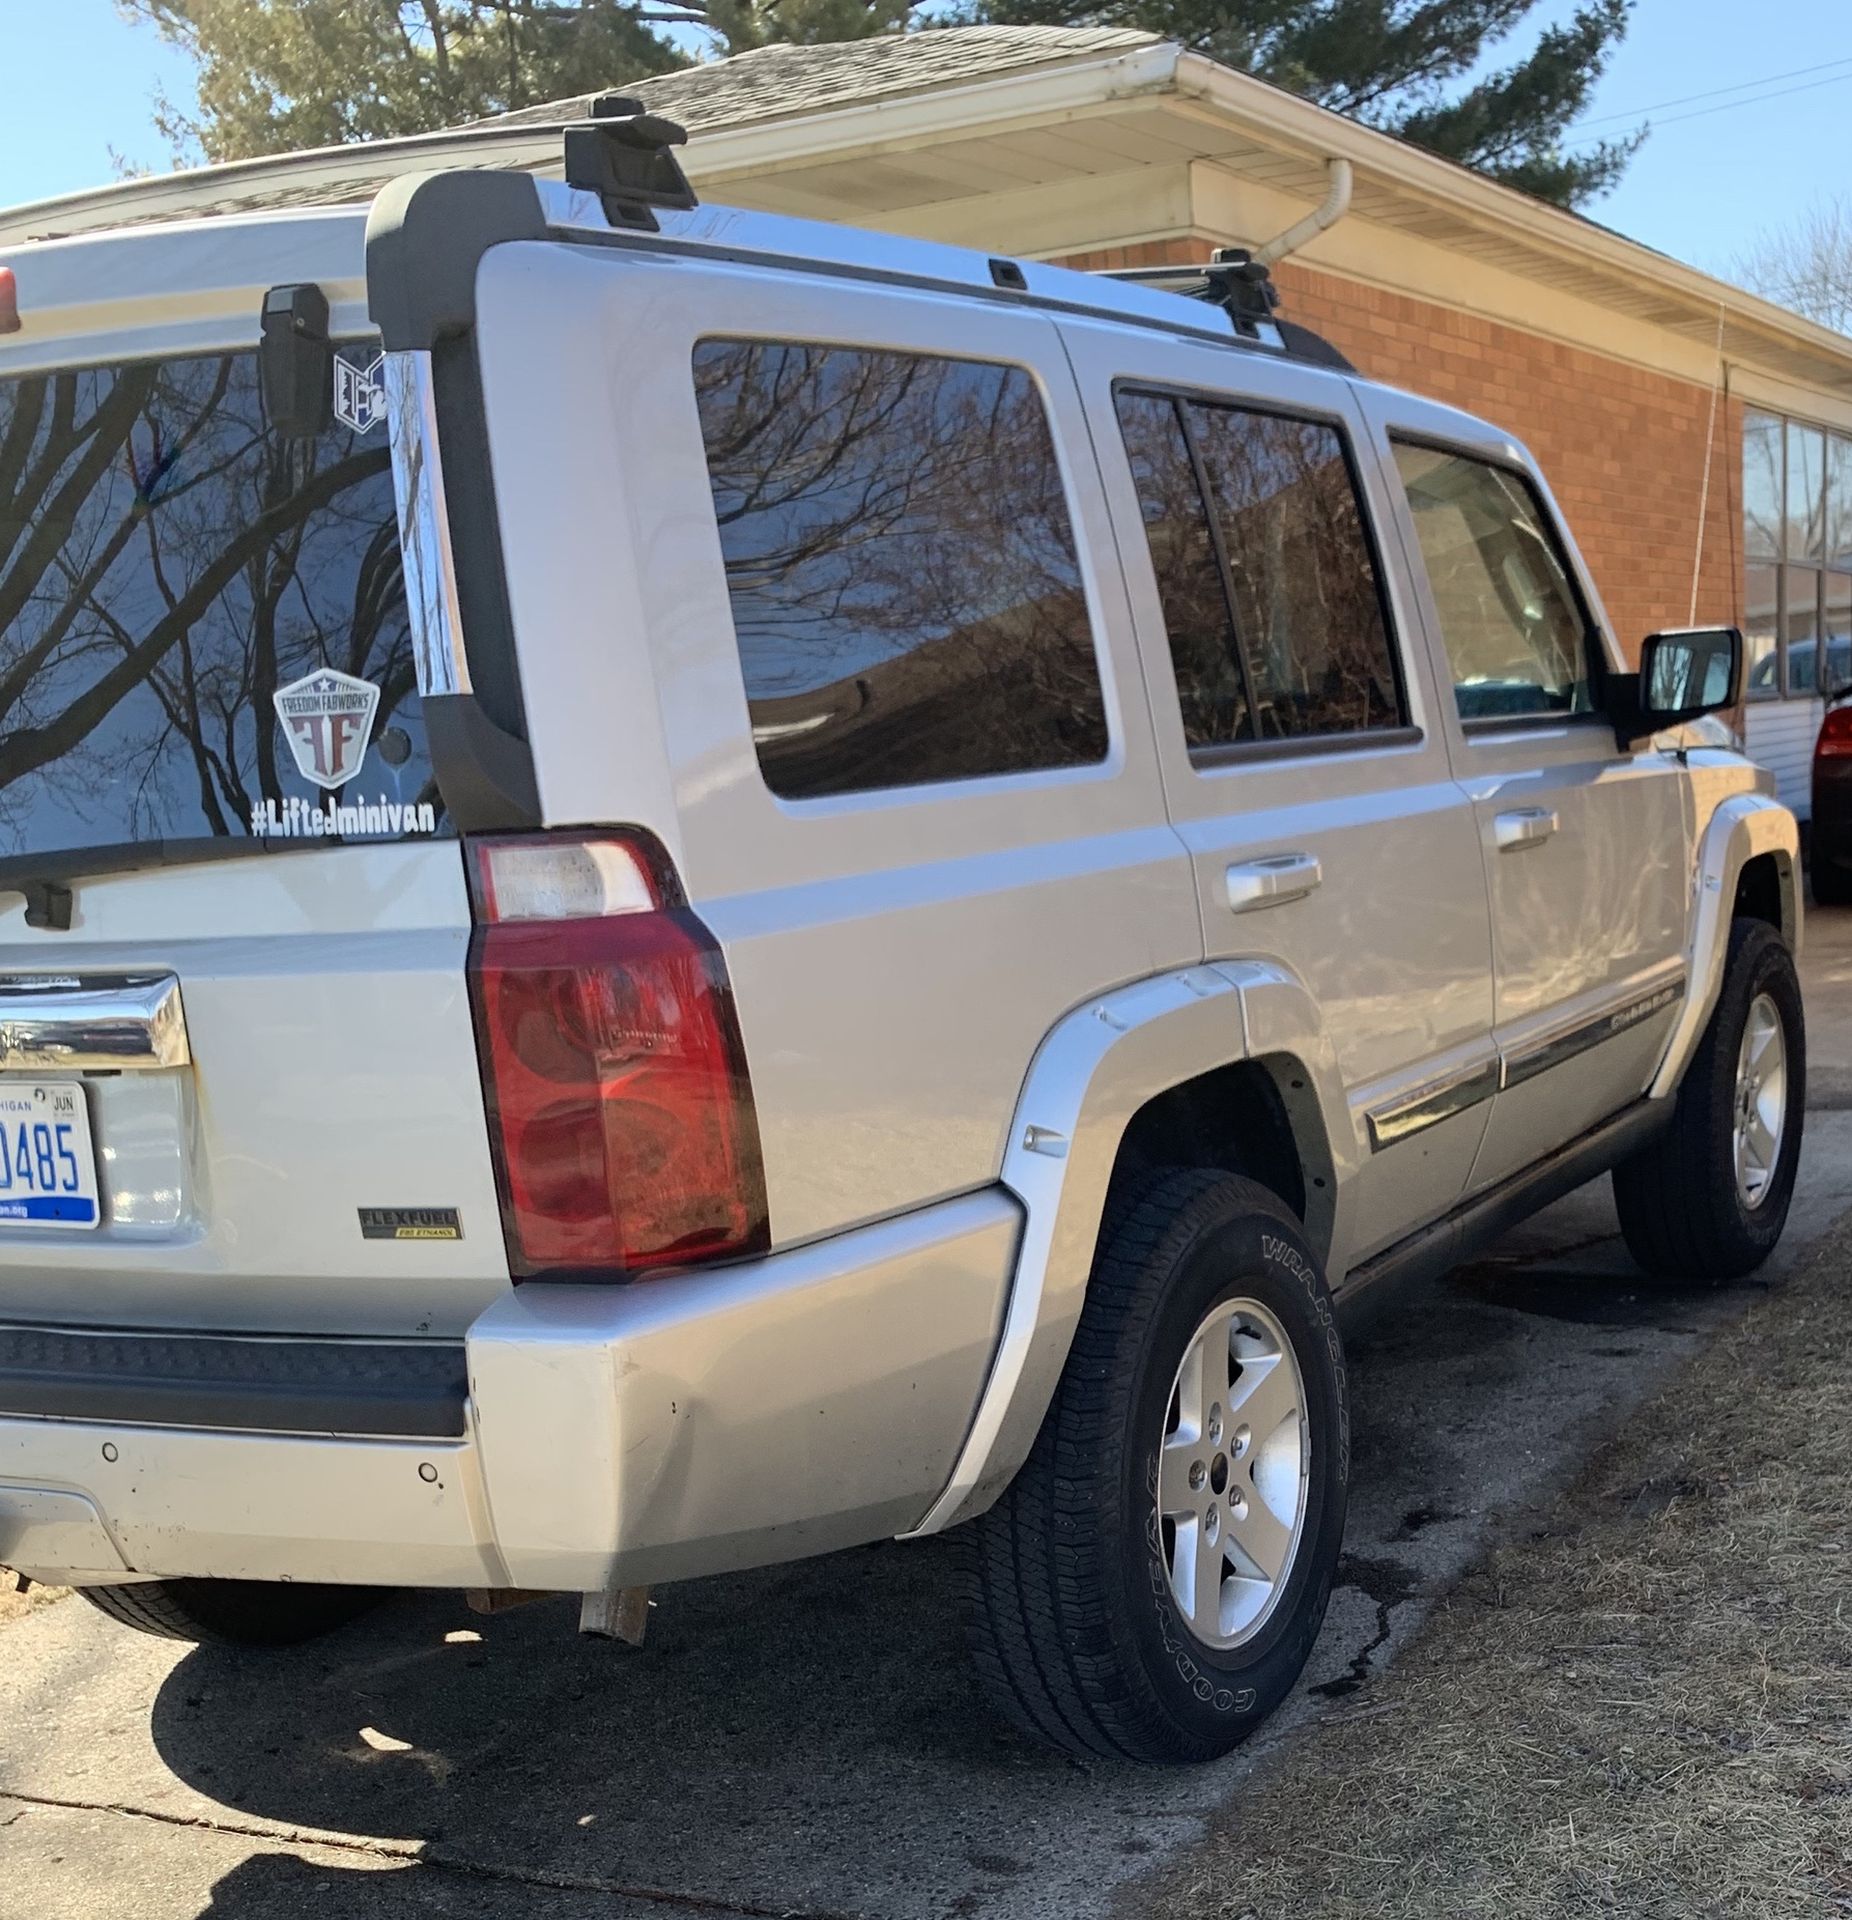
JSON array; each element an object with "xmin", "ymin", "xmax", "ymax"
[
  {"xmin": 251, "ymin": 794, "xmax": 438, "ymax": 838},
  {"xmin": 274, "ymin": 668, "xmax": 381, "ymax": 789}
]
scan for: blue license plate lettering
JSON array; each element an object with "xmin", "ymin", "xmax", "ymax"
[{"xmin": 0, "ymin": 1085, "xmax": 98, "ymax": 1227}]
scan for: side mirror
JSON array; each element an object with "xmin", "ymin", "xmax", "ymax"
[{"xmin": 1608, "ymin": 626, "xmax": 1741, "ymax": 749}]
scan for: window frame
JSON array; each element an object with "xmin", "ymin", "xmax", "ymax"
[
  {"xmin": 1389, "ymin": 431, "xmax": 1612, "ymax": 739},
  {"xmin": 1114, "ymin": 377, "xmax": 1418, "ymax": 770},
  {"xmin": 1742, "ymin": 407, "xmax": 1852, "ymax": 702},
  {"xmin": 692, "ymin": 332, "xmax": 1116, "ymax": 807}
]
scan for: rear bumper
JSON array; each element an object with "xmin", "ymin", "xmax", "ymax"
[{"xmin": 0, "ymin": 1188, "xmax": 1019, "ymax": 1593}]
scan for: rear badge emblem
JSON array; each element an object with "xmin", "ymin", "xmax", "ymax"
[
  {"xmin": 360, "ymin": 1207, "xmax": 462, "ymax": 1242},
  {"xmin": 334, "ymin": 353, "xmax": 387, "ymax": 434},
  {"xmin": 274, "ymin": 668, "xmax": 380, "ymax": 789}
]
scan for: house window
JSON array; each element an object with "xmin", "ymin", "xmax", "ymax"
[{"xmin": 1743, "ymin": 409, "xmax": 1852, "ymax": 699}]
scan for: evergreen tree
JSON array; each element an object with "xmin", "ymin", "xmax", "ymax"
[
  {"xmin": 122, "ymin": 1, "xmax": 693, "ymax": 160},
  {"xmin": 126, "ymin": 0, "xmax": 1640, "ymax": 208},
  {"xmin": 970, "ymin": 0, "xmax": 1639, "ymax": 206}
]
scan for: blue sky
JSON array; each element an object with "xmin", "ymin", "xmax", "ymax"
[{"xmin": 1, "ymin": 0, "xmax": 1847, "ymax": 287}]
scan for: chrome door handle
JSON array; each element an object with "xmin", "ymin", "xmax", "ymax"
[
  {"xmin": 1493, "ymin": 807, "xmax": 1559, "ymax": 852},
  {"xmin": 1225, "ymin": 852, "xmax": 1323, "ymax": 913}
]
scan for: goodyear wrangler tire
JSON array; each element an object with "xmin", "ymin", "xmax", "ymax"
[
  {"xmin": 957, "ymin": 1170, "xmax": 1348, "ymax": 1764},
  {"xmin": 78, "ymin": 1578, "xmax": 384, "ymax": 1647},
  {"xmin": 1612, "ymin": 917, "xmax": 1805, "ymax": 1282}
]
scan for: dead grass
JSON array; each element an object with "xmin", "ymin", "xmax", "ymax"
[
  {"xmin": 1140, "ymin": 1226, "xmax": 1852, "ymax": 1920},
  {"xmin": 0, "ymin": 1569, "xmax": 67, "ymax": 1629}
]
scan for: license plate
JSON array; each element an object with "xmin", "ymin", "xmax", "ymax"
[{"xmin": 0, "ymin": 1083, "xmax": 99, "ymax": 1229}]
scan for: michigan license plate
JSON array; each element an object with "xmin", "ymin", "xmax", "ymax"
[{"xmin": 0, "ymin": 1084, "xmax": 99, "ymax": 1229}]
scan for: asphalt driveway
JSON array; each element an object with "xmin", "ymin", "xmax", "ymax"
[{"xmin": 3, "ymin": 907, "xmax": 1850, "ymax": 1920}]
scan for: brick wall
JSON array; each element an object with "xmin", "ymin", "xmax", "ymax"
[{"xmin": 1055, "ymin": 241, "xmax": 1742, "ymax": 663}]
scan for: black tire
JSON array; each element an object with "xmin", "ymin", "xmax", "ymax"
[
  {"xmin": 78, "ymin": 1578, "xmax": 384, "ymax": 1647},
  {"xmin": 957, "ymin": 1170, "xmax": 1348, "ymax": 1765},
  {"xmin": 1812, "ymin": 843, "xmax": 1852, "ymax": 907},
  {"xmin": 1612, "ymin": 917, "xmax": 1805, "ymax": 1282}
]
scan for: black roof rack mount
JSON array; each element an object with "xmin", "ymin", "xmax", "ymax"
[
  {"xmin": 1096, "ymin": 249, "xmax": 1356, "ymax": 374},
  {"xmin": 563, "ymin": 95, "xmax": 698, "ymax": 233}
]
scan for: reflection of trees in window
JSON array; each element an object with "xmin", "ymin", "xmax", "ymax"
[
  {"xmin": 1114, "ymin": 389, "xmax": 1400, "ymax": 748},
  {"xmin": 693, "ymin": 339, "xmax": 1108, "ymax": 799},
  {"xmin": 0, "ymin": 352, "xmax": 424, "ymax": 855},
  {"xmin": 1115, "ymin": 391, "xmax": 1251, "ymax": 749},
  {"xmin": 1190, "ymin": 406, "xmax": 1399, "ymax": 740}
]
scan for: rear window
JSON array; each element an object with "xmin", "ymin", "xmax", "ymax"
[
  {"xmin": 0, "ymin": 346, "xmax": 444, "ymax": 862},
  {"xmin": 692, "ymin": 338, "xmax": 1109, "ymax": 800}
]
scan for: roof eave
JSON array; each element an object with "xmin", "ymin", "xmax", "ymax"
[{"xmin": 1165, "ymin": 50, "xmax": 1852, "ymax": 374}]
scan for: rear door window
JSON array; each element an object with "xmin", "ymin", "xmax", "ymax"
[
  {"xmin": 0, "ymin": 347, "xmax": 443, "ymax": 862},
  {"xmin": 1115, "ymin": 387, "xmax": 1405, "ymax": 752},
  {"xmin": 692, "ymin": 338, "xmax": 1109, "ymax": 799}
]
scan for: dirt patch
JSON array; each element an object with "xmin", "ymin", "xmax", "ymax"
[
  {"xmin": 0, "ymin": 1570, "xmax": 68, "ymax": 1629},
  {"xmin": 1135, "ymin": 1223, "xmax": 1852, "ymax": 1920}
]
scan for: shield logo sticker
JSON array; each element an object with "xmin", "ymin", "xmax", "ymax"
[
  {"xmin": 274, "ymin": 668, "xmax": 380, "ymax": 790},
  {"xmin": 333, "ymin": 353, "xmax": 387, "ymax": 434}
]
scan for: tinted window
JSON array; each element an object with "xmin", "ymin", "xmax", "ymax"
[
  {"xmin": 1114, "ymin": 391, "xmax": 1251, "ymax": 748},
  {"xmin": 692, "ymin": 339, "xmax": 1108, "ymax": 799},
  {"xmin": 1189, "ymin": 404, "xmax": 1401, "ymax": 740},
  {"xmin": 1393, "ymin": 443, "xmax": 1593, "ymax": 722},
  {"xmin": 0, "ymin": 349, "xmax": 443, "ymax": 859},
  {"xmin": 1115, "ymin": 389, "xmax": 1403, "ymax": 750}
]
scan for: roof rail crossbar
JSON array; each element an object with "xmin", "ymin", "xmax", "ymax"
[{"xmin": 1094, "ymin": 248, "xmax": 1355, "ymax": 373}]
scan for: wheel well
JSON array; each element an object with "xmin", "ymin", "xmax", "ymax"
[
  {"xmin": 1734, "ymin": 852, "xmax": 1788, "ymax": 940},
  {"xmin": 1104, "ymin": 1056, "xmax": 1333, "ymax": 1256}
]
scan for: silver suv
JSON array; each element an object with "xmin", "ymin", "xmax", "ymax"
[{"xmin": 0, "ymin": 109, "xmax": 1803, "ymax": 1766}]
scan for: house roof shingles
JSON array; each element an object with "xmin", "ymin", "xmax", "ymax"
[{"xmin": 487, "ymin": 25, "xmax": 1159, "ymax": 134}]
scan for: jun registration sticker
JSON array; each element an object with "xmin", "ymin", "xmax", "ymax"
[{"xmin": 0, "ymin": 1083, "xmax": 100, "ymax": 1229}]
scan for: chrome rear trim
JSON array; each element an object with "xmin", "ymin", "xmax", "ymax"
[
  {"xmin": 384, "ymin": 348, "xmax": 472, "ymax": 699},
  {"xmin": 0, "ymin": 973, "xmax": 189, "ymax": 1071}
]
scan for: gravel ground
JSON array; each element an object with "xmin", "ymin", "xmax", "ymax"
[
  {"xmin": 0, "ymin": 1571, "xmax": 66, "ymax": 1629},
  {"xmin": 1134, "ymin": 1215, "xmax": 1852, "ymax": 1920}
]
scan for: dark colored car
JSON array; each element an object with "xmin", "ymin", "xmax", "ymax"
[{"xmin": 1816, "ymin": 695, "xmax": 1852, "ymax": 905}]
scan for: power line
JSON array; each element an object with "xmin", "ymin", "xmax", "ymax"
[
  {"xmin": 1572, "ymin": 54, "xmax": 1852, "ymax": 130},
  {"xmin": 1565, "ymin": 67, "xmax": 1852, "ymax": 149}
]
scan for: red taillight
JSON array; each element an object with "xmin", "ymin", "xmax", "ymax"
[
  {"xmin": 465, "ymin": 832, "xmax": 768, "ymax": 1281},
  {"xmin": 0, "ymin": 267, "xmax": 19, "ymax": 336},
  {"xmin": 1819, "ymin": 707, "xmax": 1852, "ymax": 759}
]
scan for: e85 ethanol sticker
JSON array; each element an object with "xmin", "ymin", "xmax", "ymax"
[{"xmin": 359, "ymin": 1207, "xmax": 462, "ymax": 1243}]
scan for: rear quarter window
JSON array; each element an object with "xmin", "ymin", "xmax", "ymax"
[{"xmin": 691, "ymin": 338, "xmax": 1109, "ymax": 800}]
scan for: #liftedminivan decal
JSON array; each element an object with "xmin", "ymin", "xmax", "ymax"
[{"xmin": 257, "ymin": 668, "xmax": 439, "ymax": 839}]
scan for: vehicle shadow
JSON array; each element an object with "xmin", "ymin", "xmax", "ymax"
[
  {"xmin": 154, "ymin": 1207, "xmax": 1754, "ymax": 1919},
  {"xmin": 152, "ymin": 1537, "xmax": 1140, "ymax": 1918}
]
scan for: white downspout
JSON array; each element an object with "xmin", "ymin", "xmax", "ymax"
[{"xmin": 1252, "ymin": 158, "xmax": 1354, "ymax": 267}]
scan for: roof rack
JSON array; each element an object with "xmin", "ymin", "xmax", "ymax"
[
  {"xmin": 562, "ymin": 94, "xmax": 698, "ymax": 231},
  {"xmin": 1095, "ymin": 248, "xmax": 1356, "ymax": 373}
]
